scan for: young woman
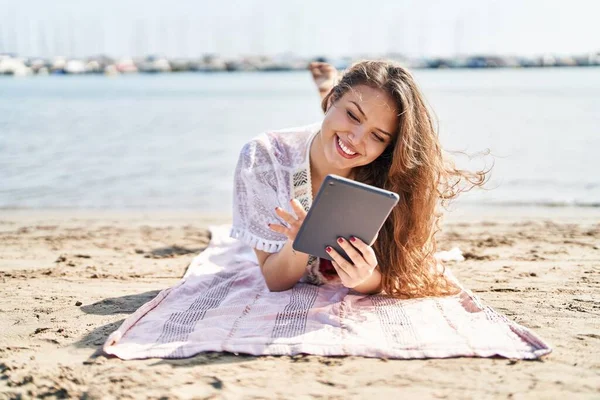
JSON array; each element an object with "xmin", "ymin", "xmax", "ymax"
[{"xmin": 231, "ymin": 60, "xmax": 486, "ymax": 298}]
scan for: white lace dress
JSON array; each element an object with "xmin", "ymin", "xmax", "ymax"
[{"xmin": 230, "ymin": 122, "xmax": 339, "ymax": 285}]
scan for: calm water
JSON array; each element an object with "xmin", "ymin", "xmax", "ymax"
[{"xmin": 1, "ymin": 68, "xmax": 599, "ymax": 211}]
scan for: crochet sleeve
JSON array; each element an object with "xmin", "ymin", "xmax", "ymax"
[{"xmin": 230, "ymin": 138, "xmax": 288, "ymax": 253}]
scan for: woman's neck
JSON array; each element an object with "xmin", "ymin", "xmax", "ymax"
[{"xmin": 309, "ymin": 131, "xmax": 354, "ymax": 183}]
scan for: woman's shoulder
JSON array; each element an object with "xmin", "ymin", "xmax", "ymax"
[{"xmin": 240, "ymin": 122, "xmax": 320, "ymax": 167}]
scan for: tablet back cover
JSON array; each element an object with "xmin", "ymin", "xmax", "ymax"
[{"xmin": 293, "ymin": 175, "xmax": 399, "ymax": 262}]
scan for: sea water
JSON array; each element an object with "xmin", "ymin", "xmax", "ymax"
[{"xmin": 1, "ymin": 67, "xmax": 598, "ymax": 211}]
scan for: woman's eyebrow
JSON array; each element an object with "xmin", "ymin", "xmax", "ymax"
[
  {"xmin": 350, "ymin": 101, "xmax": 367, "ymax": 119},
  {"xmin": 350, "ymin": 101, "xmax": 393, "ymax": 137}
]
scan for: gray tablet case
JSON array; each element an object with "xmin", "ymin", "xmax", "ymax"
[{"xmin": 293, "ymin": 174, "xmax": 399, "ymax": 262}]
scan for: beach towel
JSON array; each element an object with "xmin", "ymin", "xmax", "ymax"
[{"xmin": 103, "ymin": 225, "xmax": 551, "ymax": 360}]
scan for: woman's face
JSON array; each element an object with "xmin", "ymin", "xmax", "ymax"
[{"xmin": 319, "ymin": 85, "xmax": 399, "ymax": 171}]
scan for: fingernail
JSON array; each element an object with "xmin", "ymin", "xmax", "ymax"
[
  {"xmin": 337, "ymin": 237, "xmax": 344, "ymax": 244},
  {"xmin": 350, "ymin": 236, "xmax": 356, "ymax": 242},
  {"xmin": 325, "ymin": 246, "xmax": 332, "ymax": 252}
]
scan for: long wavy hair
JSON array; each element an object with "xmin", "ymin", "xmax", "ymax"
[{"xmin": 322, "ymin": 60, "xmax": 488, "ymax": 298}]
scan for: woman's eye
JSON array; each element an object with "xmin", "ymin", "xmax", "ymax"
[
  {"xmin": 372, "ymin": 133, "xmax": 385, "ymax": 142},
  {"xmin": 346, "ymin": 110, "xmax": 359, "ymax": 122}
]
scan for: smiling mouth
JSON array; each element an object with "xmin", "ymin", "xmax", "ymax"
[{"xmin": 335, "ymin": 135, "xmax": 359, "ymax": 159}]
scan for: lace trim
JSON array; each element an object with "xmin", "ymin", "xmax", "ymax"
[
  {"xmin": 291, "ymin": 129, "xmax": 318, "ymax": 212},
  {"xmin": 230, "ymin": 227, "xmax": 286, "ymax": 253},
  {"xmin": 303, "ymin": 131, "xmax": 316, "ymax": 207},
  {"xmin": 291, "ymin": 129, "xmax": 330, "ymax": 285}
]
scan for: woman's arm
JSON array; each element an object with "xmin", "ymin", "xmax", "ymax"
[
  {"xmin": 253, "ymin": 199, "xmax": 310, "ymax": 292},
  {"xmin": 254, "ymin": 241, "xmax": 309, "ymax": 292}
]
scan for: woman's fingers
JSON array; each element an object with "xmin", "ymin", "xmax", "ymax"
[
  {"xmin": 330, "ymin": 260, "xmax": 352, "ymax": 285},
  {"xmin": 348, "ymin": 236, "xmax": 378, "ymax": 267},
  {"xmin": 273, "ymin": 199, "xmax": 306, "ymax": 229},
  {"xmin": 326, "ymin": 247, "xmax": 370, "ymax": 289},
  {"xmin": 274, "ymin": 206, "xmax": 298, "ymax": 226},
  {"xmin": 289, "ymin": 198, "xmax": 307, "ymax": 219},
  {"xmin": 267, "ymin": 223, "xmax": 288, "ymax": 235},
  {"xmin": 336, "ymin": 237, "xmax": 364, "ymax": 265},
  {"xmin": 326, "ymin": 238, "xmax": 378, "ymax": 289},
  {"xmin": 325, "ymin": 246, "xmax": 351, "ymax": 271},
  {"xmin": 325, "ymin": 247, "xmax": 353, "ymax": 279},
  {"xmin": 270, "ymin": 200, "xmax": 307, "ymax": 241}
]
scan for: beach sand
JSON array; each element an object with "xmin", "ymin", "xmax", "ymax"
[{"xmin": 0, "ymin": 207, "xmax": 599, "ymax": 399}]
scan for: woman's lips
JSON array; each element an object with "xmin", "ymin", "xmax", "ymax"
[{"xmin": 335, "ymin": 135, "xmax": 360, "ymax": 159}]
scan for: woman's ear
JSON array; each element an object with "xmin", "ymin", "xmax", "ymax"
[
  {"xmin": 326, "ymin": 94, "xmax": 334, "ymax": 110},
  {"xmin": 321, "ymin": 91, "xmax": 334, "ymax": 114}
]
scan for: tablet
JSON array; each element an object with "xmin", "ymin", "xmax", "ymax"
[{"xmin": 292, "ymin": 174, "xmax": 399, "ymax": 262}]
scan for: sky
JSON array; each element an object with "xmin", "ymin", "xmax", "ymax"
[{"xmin": 0, "ymin": 0, "xmax": 598, "ymax": 58}]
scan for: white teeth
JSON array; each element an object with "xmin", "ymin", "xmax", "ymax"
[{"xmin": 337, "ymin": 136, "xmax": 356, "ymax": 156}]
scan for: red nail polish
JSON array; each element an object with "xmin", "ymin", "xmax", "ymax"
[
  {"xmin": 350, "ymin": 236, "xmax": 356, "ymax": 242},
  {"xmin": 325, "ymin": 246, "xmax": 332, "ymax": 252},
  {"xmin": 337, "ymin": 237, "xmax": 344, "ymax": 244}
]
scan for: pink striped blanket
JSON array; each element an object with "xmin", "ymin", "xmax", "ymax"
[{"xmin": 103, "ymin": 225, "xmax": 551, "ymax": 360}]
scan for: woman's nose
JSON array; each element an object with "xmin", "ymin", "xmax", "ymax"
[{"xmin": 348, "ymin": 127, "xmax": 368, "ymax": 145}]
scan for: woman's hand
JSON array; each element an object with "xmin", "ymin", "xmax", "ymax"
[
  {"xmin": 326, "ymin": 236, "xmax": 378, "ymax": 288},
  {"xmin": 267, "ymin": 199, "xmax": 307, "ymax": 242}
]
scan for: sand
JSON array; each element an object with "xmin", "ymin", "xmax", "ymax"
[{"xmin": 0, "ymin": 207, "xmax": 599, "ymax": 399}]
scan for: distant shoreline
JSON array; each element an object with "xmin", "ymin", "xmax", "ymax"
[{"xmin": 1, "ymin": 52, "xmax": 599, "ymax": 76}]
